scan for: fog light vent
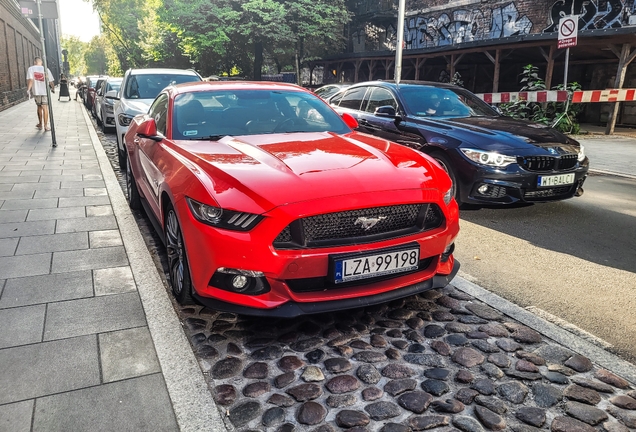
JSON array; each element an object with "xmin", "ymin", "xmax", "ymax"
[{"xmin": 211, "ymin": 268, "xmax": 270, "ymax": 295}]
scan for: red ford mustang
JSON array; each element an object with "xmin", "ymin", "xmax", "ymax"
[{"xmin": 124, "ymin": 81, "xmax": 460, "ymax": 317}]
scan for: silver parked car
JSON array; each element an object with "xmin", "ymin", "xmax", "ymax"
[
  {"xmin": 108, "ymin": 68, "xmax": 202, "ymax": 168},
  {"xmin": 95, "ymin": 77, "xmax": 122, "ymax": 132}
]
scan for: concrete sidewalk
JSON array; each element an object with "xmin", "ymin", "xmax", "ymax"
[{"xmin": 0, "ymin": 97, "xmax": 222, "ymax": 431}]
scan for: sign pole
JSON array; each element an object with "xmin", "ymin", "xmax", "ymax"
[
  {"xmin": 35, "ymin": 0, "xmax": 57, "ymax": 147},
  {"xmin": 394, "ymin": 0, "xmax": 406, "ymax": 85}
]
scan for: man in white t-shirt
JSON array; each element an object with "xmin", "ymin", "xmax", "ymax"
[{"xmin": 26, "ymin": 57, "xmax": 55, "ymax": 131}]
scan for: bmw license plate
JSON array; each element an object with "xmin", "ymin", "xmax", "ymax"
[
  {"xmin": 331, "ymin": 244, "xmax": 420, "ymax": 284},
  {"xmin": 537, "ymin": 173, "xmax": 575, "ymax": 187}
]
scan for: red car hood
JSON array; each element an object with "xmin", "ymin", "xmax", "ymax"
[{"xmin": 177, "ymin": 132, "xmax": 443, "ymax": 212}]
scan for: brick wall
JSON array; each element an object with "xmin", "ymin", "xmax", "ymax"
[{"xmin": 0, "ymin": 0, "xmax": 42, "ymax": 112}]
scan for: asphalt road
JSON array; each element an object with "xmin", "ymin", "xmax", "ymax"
[{"xmin": 455, "ymin": 173, "xmax": 636, "ymax": 362}]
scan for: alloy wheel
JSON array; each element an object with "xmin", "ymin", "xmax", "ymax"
[{"xmin": 166, "ymin": 210, "xmax": 185, "ymax": 296}]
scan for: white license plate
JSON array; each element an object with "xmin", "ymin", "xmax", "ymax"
[
  {"xmin": 537, "ymin": 173, "xmax": 575, "ymax": 187},
  {"xmin": 332, "ymin": 246, "xmax": 420, "ymax": 284}
]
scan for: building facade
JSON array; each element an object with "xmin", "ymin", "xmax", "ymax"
[
  {"xmin": 313, "ymin": 0, "xmax": 636, "ymax": 126},
  {"xmin": 0, "ymin": 0, "xmax": 61, "ymax": 112}
]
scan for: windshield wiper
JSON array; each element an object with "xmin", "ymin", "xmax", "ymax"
[{"xmin": 190, "ymin": 135, "xmax": 226, "ymax": 141}]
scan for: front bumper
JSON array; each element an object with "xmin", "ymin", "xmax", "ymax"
[
  {"xmin": 193, "ymin": 260, "xmax": 459, "ymax": 318},
  {"xmin": 456, "ymin": 156, "xmax": 589, "ymax": 205},
  {"xmin": 177, "ymin": 189, "xmax": 460, "ymax": 316}
]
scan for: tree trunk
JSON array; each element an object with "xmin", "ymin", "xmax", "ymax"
[
  {"xmin": 253, "ymin": 40, "xmax": 263, "ymax": 81},
  {"xmin": 295, "ymin": 38, "xmax": 304, "ymax": 86}
]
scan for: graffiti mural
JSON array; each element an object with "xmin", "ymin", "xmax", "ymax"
[
  {"xmin": 544, "ymin": 0, "xmax": 631, "ymax": 32},
  {"xmin": 403, "ymin": 2, "xmax": 532, "ymax": 50}
]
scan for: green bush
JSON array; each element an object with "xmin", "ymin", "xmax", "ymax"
[{"xmin": 499, "ymin": 64, "xmax": 581, "ymax": 134}]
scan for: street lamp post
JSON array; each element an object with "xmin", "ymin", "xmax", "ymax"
[
  {"xmin": 35, "ymin": 0, "xmax": 57, "ymax": 147},
  {"xmin": 394, "ymin": 0, "xmax": 406, "ymax": 85}
]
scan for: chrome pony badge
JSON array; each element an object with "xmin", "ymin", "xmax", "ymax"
[{"xmin": 354, "ymin": 216, "xmax": 387, "ymax": 230}]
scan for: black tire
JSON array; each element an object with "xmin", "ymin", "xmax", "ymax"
[
  {"xmin": 165, "ymin": 204, "xmax": 195, "ymax": 305},
  {"xmin": 431, "ymin": 151, "xmax": 462, "ymax": 206},
  {"xmin": 125, "ymin": 152, "xmax": 141, "ymax": 210},
  {"xmin": 117, "ymin": 135, "xmax": 127, "ymax": 170}
]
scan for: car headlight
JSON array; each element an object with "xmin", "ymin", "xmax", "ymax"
[
  {"xmin": 461, "ymin": 148, "xmax": 516, "ymax": 168},
  {"xmin": 443, "ymin": 188, "xmax": 453, "ymax": 205},
  {"xmin": 118, "ymin": 113, "xmax": 135, "ymax": 127},
  {"xmin": 105, "ymin": 105, "xmax": 114, "ymax": 113},
  {"xmin": 577, "ymin": 144, "xmax": 585, "ymax": 162},
  {"xmin": 186, "ymin": 197, "xmax": 263, "ymax": 231}
]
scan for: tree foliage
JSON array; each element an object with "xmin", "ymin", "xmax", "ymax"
[{"xmin": 87, "ymin": 0, "xmax": 349, "ymax": 82}]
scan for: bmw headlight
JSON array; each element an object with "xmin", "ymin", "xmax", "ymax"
[
  {"xmin": 443, "ymin": 188, "xmax": 453, "ymax": 205},
  {"xmin": 118, "ymin": 113, "xmax": 135, "ymax": 127},
  {"xmin": 186, "ymin": 197, "xmax": 263, "ymax": 231},
  {"xmin": 461, "ymin": 148, "xmax": 516, "ymax": 168},
  {"xmin": 577, "ymin": 144, "xmax": 585, "ymax": 162}
]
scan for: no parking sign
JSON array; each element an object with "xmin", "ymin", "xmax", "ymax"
[{"xmin": 558, "ymin": 16, "xmax": 578, "ymax": 49}]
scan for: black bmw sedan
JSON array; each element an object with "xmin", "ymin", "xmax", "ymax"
[{"xmin": 329, "ymin": 81, "xmax": 589, "ymax": 207}]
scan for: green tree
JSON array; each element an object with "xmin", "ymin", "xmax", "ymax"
[{"xmin": 61, "ymin": 35, "xmax": 88, "ymax": 76}]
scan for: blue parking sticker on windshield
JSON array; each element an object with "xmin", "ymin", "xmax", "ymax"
[{"xmin": 183, "ymin": 130, "xmax": 198, "ymax": 136}]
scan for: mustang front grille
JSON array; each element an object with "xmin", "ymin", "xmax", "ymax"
[
  {"xmin": 273, "ymin": 204, "xmax": 444, "ymax": 249},
  {"xmin": 518, "ymin": 154, "xmax": 578, "ymax": 172}
]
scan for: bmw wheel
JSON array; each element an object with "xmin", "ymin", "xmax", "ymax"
[
  {"xmin": 125, "ymin": 153, "xmax": 141, "ymax": 210},
  {"xmin": 165, "ymin": 205, "xmax": 194, "ymax": 305}
]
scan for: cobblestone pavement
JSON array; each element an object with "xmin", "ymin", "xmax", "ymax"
[{"xmin": 92, "ymin": 115, "xmax": 636, "ymax": 432}]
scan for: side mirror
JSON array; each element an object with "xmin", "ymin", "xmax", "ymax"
[
  {"xmin": 137, "ymin": 118, "xmax": 162, "ymax": 141},
  {"xmin": 374, "ymin": 105, "xmax": 398, "ymax": 118},
  {"xmin": 105, "ymin": 90, "xmax": 119, "ymax": 100},
  {"xmin": 341, "ymin": 112, "xmax": 358, "ymax": 129},
  {"xmin": 492, "ymin": 105, "xmax": 504, "ymax": 115}
]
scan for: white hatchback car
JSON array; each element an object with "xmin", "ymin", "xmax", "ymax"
[{"xmin": 109, "ymin": 68, "xmax": 202, "ymax": 168}]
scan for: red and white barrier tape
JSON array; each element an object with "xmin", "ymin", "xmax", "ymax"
[{"xmin": 477, "ymin": 89, "xmax": 636, "ymax": 104}]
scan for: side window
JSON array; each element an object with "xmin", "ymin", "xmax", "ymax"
[
  {"xmin": 364, "ymin": 87, "xmax": 398, "ymax": 114},
  {"xmin": 338, "ymin": 87, "xmax": 367, "ymax": 111},
  {"xmin": 149, "ymin": 94, "xmax": 169, "ymax": 135},
  {"xmin": 330, "ymin": 91, "xmax": 344, "ymax": 106}
]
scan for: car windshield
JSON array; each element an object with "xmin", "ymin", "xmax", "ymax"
[
  {"xmin": 400, "ymin": 86, "xmax": 498, "ymax": 118},
  {"xmin": 107, "ymin": 81, "xmax": 122, "ymax": 92},
  {"xmin": 124, "ymin": 73, "xmax": 200, "ymax": 99},
  {"xmin": 172, "ymin": 89, "xmax": 351, "ymax": 140}
]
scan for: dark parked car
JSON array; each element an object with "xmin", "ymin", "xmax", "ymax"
[
  {"xmin": 314, "ymin": 83, "xmax": 351, "ymax": 101},
  {"xmin": 329, "ymin": 81, "xmax": 589, "ymax": 206}
]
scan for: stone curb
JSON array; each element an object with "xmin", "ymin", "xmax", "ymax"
[
  {"xmin": 589, "ymin": 168, "xmax": 636, "ymax": 180},
  {"xmin": 80, "ymin": 107, "xmax": 228, "ymax": 432},
  {"xmin": 453, "ymin": 273, "xmax": 636, "ymax": 385}
]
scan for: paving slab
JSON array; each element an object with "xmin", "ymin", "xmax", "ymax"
[
  {"xmin": 0, "ymin": 198, "xmax": 58, "ymax": 210},
  {"xmin": 99, "ymin": 326, "xmax": 161, "ymax": 383},
  {"xmin": 51, "ymin": 245, "xmax": 127, "ymax": 272},
  {"xmin": 55, "ymin": 215, "xmax": 117, "ymax": 234},
  {"xmin": 0, "ymin": 209, "xmax": 28, "ymax": 223},
  {"xmin": 0, "ymin": 304, "xmax": 45, "ymax": 348},
  {"xmin": 93, "ymin": 266, "xmax": 136, "ymax": 295},
  {"xmin": 58, "ymin": 195, "xmax": 110, "ymax": 207},
  {"xmin": 0, "ymin": 252, "xmax": 51, "ymax": 279},
  {"xmin": 43, "ymin": 291, "xmax": 146, "ymax": 340},
  {"xmin": 0, "ymin": 238, "xmax": 18, "ymax": 256},
  {"xmin": 0, "ymin": 400, "xmax": 33, "ymax": 432},
  {"xmin": 0, "ymin": 220, "xmax": 55, "ymax": 238},
  {"xmin": 0, "ymin": 270, "xmax": 93, "ymax": 308},
  {"xmin": 26, "ymin": 206, "xmax": 86, "ymax": 221},
  {"xmin": 32, "ymin": 374, "xmax": 178, "ymax": 432},
  {"xmin": 0, "ymin": 335, "xmax": 100, "ymax": 405},
  {"xmin": 16, "ymin": 231, "xmax": 88, "ymax": 255},
  {"xmin": 88, "ymin": 229, "xmax": 122, "ymax": 248}
]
